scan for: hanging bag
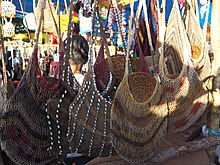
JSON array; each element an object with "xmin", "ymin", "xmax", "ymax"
[
  {"xmin": 110, "ymin": 0, "xmax": 168, "ymax": 163},
  {"xmin": 94, "ymin": 2, "xmax": 143, "ymax": 100},
  {"xmin": 1, "ymin": 0, "xmax": 16, "ymax": 18},
  {"xmin": 67, "ymin": 2, "xmax": 115, "ymax": 158},
  {"xmin": 44, "ymin": 1, "xmax": 82, "ymax": 163},
  {"xmin": 0, "ymin": 0, "xmax": 64, "ymax": 163},
  {"xmin": 184, "ymin": 0, "xmax": 211, "ymax": 82},
  {"xmin": 158, "ymin": 0, "xmax": 208, "ymax": 133}
]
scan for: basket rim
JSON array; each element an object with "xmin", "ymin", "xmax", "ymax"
[{"xmin": 122, "ymin": 72, "xmax": 160, "ymax": 105}]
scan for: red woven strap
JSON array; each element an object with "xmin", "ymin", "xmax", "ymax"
[
  {"xmin": 136, "ymin": 30, "xmax": 151, "ymax": 73},
  {"xmin": 95, "ymin": 42, "xmax": 105, "ymax": 65},
  {"xmin": 29, "ymin": 45, "xmax": 60, "ymax": 91}
]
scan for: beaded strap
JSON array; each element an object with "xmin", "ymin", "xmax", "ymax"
[
  {"xmin": 44, "ymin": 1, "xmax": 81, "ymax": 163},
  {"xmin": 67, "ymin": 0, "xmax": 115, "ymax": 157},
  {"xmin": 112, "ymin": 0, "xmax": 127, "ymax": 55}
]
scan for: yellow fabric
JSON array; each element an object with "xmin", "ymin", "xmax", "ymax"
[
  {"xmin": 99, "ymin": 0, "xmax": 138, "ymax": 7},
  {"xmin": 56, "ymin": 14, "xmax": 69, "ymax": 32}
]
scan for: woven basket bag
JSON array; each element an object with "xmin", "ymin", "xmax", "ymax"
[
  {"xmin": 45, "ymin": 48, "xmax": 80, "ymax": 163},
  {"xmin": 35, "ymin": 0, "xmax": 56, "ymax": 33},
  {"xmin": 67, "ymin": 4, "xmax": 115, "ymax": 158},
  {"xmin": 110, "ymin": 1, "xmax": 168, "ymax": 163},
  {"xmin": 43, "ymin": 2, "xmax": 83, "ymax": 163},
  {"xmin": 0, "ymin": 46, "xmax": 60, "ymax": 165},
  {"xmin": 158, "ymin": 0, "xmax": 208, "ymax": 134},
  {"xmin": 0, "ymin": 3, "xmax": 63, "ymax": 163},
  {"xmin": 94, "ymin": 51, "xmax": 141, "ymax": 100},
  {"xmin": 185, "ymin": 1, "xmax": 211, "ymax": 82},
  {"xmin": 93, "ymin": 7, "xmax": 120, "ymax": 101}
]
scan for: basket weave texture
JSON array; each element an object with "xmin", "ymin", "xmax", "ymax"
[
  {"xmin": 186, "ymin": 4, "xmax": 211, "ymax": 81},
  {"xmin": 94, "ymin": 54, "xmax": 141, "ymax": 100},
  {"xmin": 0, "ymin": 46, "xmax": 59, "ymax": 164},
  {"xmin": 111, "ymin": 72, "xmax": 168, "ymax": 163},
  {"xmin": 35, "ymin": 0, "xmax": 56, "ymax": 33},
  {"xmin": 67, "ymin": 69, "xmax": 115, "ymax": 158},
  {"xmin": 159, "ymin": 1, "xmax": 208, "ymax": 133},
  {"xmin": 45, "ymin": 77, "xmax": 80, "ymax": 163}
]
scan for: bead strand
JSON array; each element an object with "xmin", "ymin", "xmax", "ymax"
[
  {"xmin": 45, "ymin": 103, "xmax": 54, "ymax": 151},
  {"xmin": 75, "ymin": 92, "xmax": 94, "ymax": 153},
  {"xmin": 99, "ymin": 104, "xmax": 108, "ymax": 157},
  {"xmin": 88, "ymin": 98, "xmax": 101, "ymax": 157}
]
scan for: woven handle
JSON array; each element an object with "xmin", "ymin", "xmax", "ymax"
[
  {"xmin": 112, "ymin": 0, "xmax": 127, "ymax": 55},
  {"xmin": 142, "ymin": 0, "xmax": 156, "ymax": 74},
  {"xmin": 87, "ymin": 0, "xmax": 98, "ymax": 72},
  {"xmin": 133, "ymin": 0, "xmax": 151, "ymax": 73},
  {"xmin": 97, "ymin": 10, "xmax": 114, "ymax": 72},
  {"xmin": 94, "ymin": 2, "xmax": 112, "ymax": 66},
  {"xmin": 61, "ymin": 0, "xmax": 75, "ymax": 80},
  {"xmin": 48, "ymin": 0, "xmax": 65, "ymax": 81},
  {"xmin": 125, "ymin": 0, "xmax": 143, "ymax": 76},
  {"xmin": 27, "ymin": 0, "xmax": 45, "ymax": 80}
]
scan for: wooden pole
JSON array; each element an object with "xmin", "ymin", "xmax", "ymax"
[
  {"xmin": 87, "ymin": 136, "xmax": 220, "ymax": 165},
  {"xmin": 209, "ymin": 0, "xmax": 220, "ymax": 163},
  {"xmin": 150, "ymin": 136, "xmax": 220, "ymax": 164}
]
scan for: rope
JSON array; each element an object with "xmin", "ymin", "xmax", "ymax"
[
  {"xmin": 112, "ymin": 0, "xmax": 127, "ymax": 55},
  {"xmin": 64, "ymin": 0, "xmax": 68, "ymax": 13},
  {"xmin": 142, "ymin": 0, "xmax": 156, "ymax": 74},
  {"xmin": 18, "ymin": 0, "xmax": 31, "ymax": 40},
  {"xmin": 35, "ymin": 0, "xmax": 46, "ymax": 43},
  {"xmin": 97, "ymin": 9, "xmax": 113, "ymax": 72},
  {"xmin": 125, "ymin": 1, "xmax": 134, "ymax": 76},
  {"xmin": 202, "ymin": 0, "xmax": 210, "ymax": 41},
  {"xmin": 62, "ymin": 0, "xmax": 75, "ymax": 79},
  {"xmin": 87, "ymin": 0, "xmax": 98, "ymax": 72}
]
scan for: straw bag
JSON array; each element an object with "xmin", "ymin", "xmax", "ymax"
[
  {"xmin": 45, "ymin": 36, "xmax": 82, "ymax": 163},
  {"xmin": 0, "ymin": 4, "xmax": 63, "ymax": 163},
  {"xmin": 35, "ymin": 0, "xmax": 56, "ymax": 33},
  {"xmin": 45, "ymin": 78, "xmax": 80, "ymax": 163},
  {"xmin": 92, "ymin": 9, "xmax": 117, "ymax": 101},
  {"xmin": 43, "ymin": 2, "xmax": 83, "ymax": 163},
  {"xmin": 3, "ymin": 18, "xmax": 15, "ymax": 38},
  {"xmin": 185, "ymin": 0, "xmax": 211, "ymax": 82},
  {"xmin": 110, "ymin": 1, "xmax": 168, "ymax": 163},
  {"xmin": 0, "ymin": 46, "xmax": 60, "ymax": 165},
  {"xmin": 94, "ymin": 44, "xmax": 141, "ymax": 100},
  {"xmin": 158, "ymin": 0, "xmax": 208, "ymax": 134},
  {"xmin": 94, "ymin": 3, "xmax": 142, "ymax": 100},
  {"xmin": 67, "ymin": 5, "xmax": 115, "ymax": 158},
  {"xmin": 1, "ymin": 0, "xmax": 16, "ymax": 18}
]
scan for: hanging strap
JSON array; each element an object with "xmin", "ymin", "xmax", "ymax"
[
  {"xmin": 97, "ymin": 9, "xmax": 113, "ymax": 73},
  {"xmin": 202, "ymin": 0, "xmax": 210, "ymax": 41},
  {"xmin": 0, "ymin": 20, "xmax": 7, "ymax": 95},
  {"xmin": 133, "ymin": 0, "xmax": 151, "ymax": 73},
  {"xmin": 142, "ymin": 0, "xmax": 156, "ymax": 74},
  {"xmin": 87, "ymin": 0, "xmax": 98, "ymax": 72},
  {"xmin": 62, "ymin": 0, "xmax": 75, "ymax": 79},
  {"xmin": 124, "ymin": 1, "xmax": 135, "ymax": 76},
  {"xmin": 64, "ymin": 0, "xmax": 68, "ymax": 13},
  {"xmin": 112, "ymin": 0, "xmax": 127, "ymax": 55},
  {"xmin": 95, "ymin": 2, "xmax": 112, "ymax": 66},
  {"xmin": 18, "ymin": 0, "xmax": 31, "ymax": 40}
]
